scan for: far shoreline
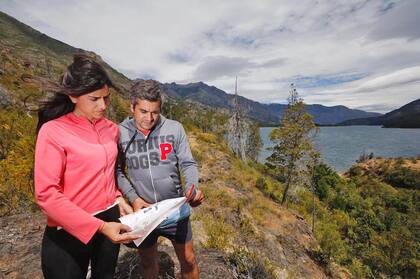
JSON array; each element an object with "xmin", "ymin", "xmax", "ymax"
[{"xmin": 259, "ymin": 124, "xmax": 419, "ymax": 129}]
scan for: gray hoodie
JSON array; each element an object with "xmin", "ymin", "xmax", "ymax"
[{"xmin": 116, "ymin": 115, "xmax": 199, "ymax": 206}]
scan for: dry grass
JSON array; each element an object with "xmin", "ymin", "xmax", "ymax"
[
  {"xmin": 187, "ymin": 131, "xmax": 339, "ymax": 278},
  {"xmin": 356, "ymin": 158, "xmax": 420, "ymax": 172}
]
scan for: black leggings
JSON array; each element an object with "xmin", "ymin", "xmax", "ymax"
[{"xmin": 41, "ymin": 205, "xmax": 120, "ymax": 279}]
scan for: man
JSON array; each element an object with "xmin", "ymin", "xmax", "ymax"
[{"xmin": 116, "ymin": 79, "xmax": 204, "ymax": 279}]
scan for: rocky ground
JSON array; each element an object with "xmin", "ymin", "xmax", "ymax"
[
  {"xmin": 0, "ymin": 211, "xmax": 347, "ymax": 279},
  {"xmin": 0, "ymin": 212, "xmax": 44, "ymax": 279},
  {"xmin": 0, "ymin": 212, "xmax": 235, "ymax": 279}
]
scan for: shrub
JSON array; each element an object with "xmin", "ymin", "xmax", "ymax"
[
  {"xmin": 255, "ymin": 176, "xmax": 283, "ymax": 202},
  {"xmin": 383, "ymin": 167, "xmax": 420, "ymax": 189},
  {"xmin": 0, "ymin": 110, "xmax": 36, "ymax": 215},
  {"xmin": 316, "ymin": 221, "xmax": 349, "ymax": 263},
  {"xmin": 357, "ymin": 151, "xmax": 374, "ymax": 163},
  {"xmin": 225, "ymin": 247, "xmax": 276, "ymax": 279},
  {"xmin": 202, "ymin": 215, "xmax": 234, "ymax": 250},
  {"xmin": 348, "ymin": 165, "xmax": 363, "ymax": 176}
]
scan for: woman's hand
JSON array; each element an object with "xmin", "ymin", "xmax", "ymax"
[
  {"xmin": 132, "ymin": 197, "xmax": 151, "ymax": 212},
  {"xmin": 98, "ymin": 222, "xmax": 140, "ymax": 244},
  {"xmin": 117, "ymin": 197, "xmax": 133, "ymax": 216}
]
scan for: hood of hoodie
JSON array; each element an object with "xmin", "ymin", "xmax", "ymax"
[{"xmin": 120, "ymin": 114, "xmax": 167, "ymax": 136}]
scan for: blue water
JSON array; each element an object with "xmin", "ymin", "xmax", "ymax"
[{"xmin": 259, "ymin": 126, "xmax": 420, "ymax": 172}]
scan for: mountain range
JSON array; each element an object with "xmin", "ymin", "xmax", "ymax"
[
  {"xmin": 338, "ymin": 98, "xmax": 420, "ymax": 128},
  {"xmin": 160, "ymin": 81, "xmax": 382, "ymax": 126}
]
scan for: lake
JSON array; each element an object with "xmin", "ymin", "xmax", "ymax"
[{"xmin": 259, "ymin": 126, "xmax": 420, "ymax": 172}]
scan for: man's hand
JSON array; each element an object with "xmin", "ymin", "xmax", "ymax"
[
  {"xmin": 117, "ymin": 197, "xmax": 133, "ymax": 216},
  {"xmin": 132, "ymin": 197, "xmax": 151, "ymax": 212},
  {"xmin": 188, "ymin": 188, "xmax": 204, "ymax": 207},
  {"xmin": 98, "ymin": 222, "xmax": 141, "ymax": 244}
]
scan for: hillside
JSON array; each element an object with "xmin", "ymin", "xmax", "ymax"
[
  {"xmin": 0, "ymin": 130, "xmax": 350, "ymax": 278},
  {"xmin": 0, "ymin": 10, "xmax": 132, "ymax": 103},
  {"xmin": 161, "ymin": 82, "xmax": 381, "ymax": 126},
  {"xmin": 338, "ymin": 98, "xmax": 420, "ymax": 128},
  {"xmin": 0, "ymin": 11, "xmax": 345, "ymax": 279},
  {"xmin": 3, "ymin": 10, "xmax": 418, "ymax": 279},
  {"xmin": 346, "ymin": 157, "xmax": 420, "ymax": 189}
]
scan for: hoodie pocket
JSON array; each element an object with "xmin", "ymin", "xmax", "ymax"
[
  {"xmin": 153, "ymin": 177, "xmax": 179, "ymax": 200},
  {"xmin": 132, "ymin": 179, "xmax": 155, "ymax": 203}
]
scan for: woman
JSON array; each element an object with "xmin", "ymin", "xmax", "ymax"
[{"xmin": 34, "ymin": 54, "xmax": 137, "ymax": 279}]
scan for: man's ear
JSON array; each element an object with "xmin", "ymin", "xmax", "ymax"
[
  {"xmin": 69, "ymin": 95, "xmax": 78, "ymax": 104},
  {"xmin": 130, "ymin": 104, "xmax": 135, "ymax": 114}
]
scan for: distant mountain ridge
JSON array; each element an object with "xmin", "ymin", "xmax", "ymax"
[
  {"xmin": 161, "ymin": 81, "xmax": 280, "ymax": 124},
  {"xmin": 161, "ymin": 81, "xmax": 382, "ymax": 125},
  {"xmin": 339, "ymin": 98, "xmax": 420, "ymax": 128},
  {"xmin": 266, "ymin": 103, "xmax": 382, "ymax": 126}
]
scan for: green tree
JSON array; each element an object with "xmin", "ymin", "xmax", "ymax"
[{"xmin": 266, "ymin": 84, "xmax": 319, "ymax": 204}]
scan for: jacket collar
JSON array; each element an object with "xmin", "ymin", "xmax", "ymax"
[{"xmin": 67, "ymin": 112, "xmax": 104, "ymax": 126}]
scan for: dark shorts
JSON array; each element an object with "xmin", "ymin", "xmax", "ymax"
[{"xmin": 127, "ymin": 217, "xmax": 192, "ymax": 249}]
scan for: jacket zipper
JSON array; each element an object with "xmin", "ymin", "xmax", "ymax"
[
  {"xmin": 145, "ymin": 134, "xmax": 158, "ymax": 203},
  {"xmin": 93, "ymin": 123, "xmax": 109, "ymax": 204}
]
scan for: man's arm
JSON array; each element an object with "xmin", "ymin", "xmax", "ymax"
[
  {"xmin": 115, "ymin": 143, "xmax": 140, "ymax": 203},
  {"xmin": 176, "ymin": 124, "xmax": 203, "ymax": 206},
  {"xmin": 176, "ymin": 124, "xmax": 199, "ymax": 192},
  {"xmin": 115, "ymin": 142, "xmax": 151, "ymax": 211}
]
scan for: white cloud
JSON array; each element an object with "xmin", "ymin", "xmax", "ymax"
[
  {"xmin": 369, "ymin": 0, "xmax": 420, "ymax": 40},
  {"xmin": 355, "ymin": 66, "xmax": 420, "ymax": 92},
  {"xmin": 193, "ymin": 56, "xmax": 254, "ymax": 81},
  {"xmin": 1, "ymin": 0, "xmax": 419, "ymax": 112},
  {"xmin": 301, "ymin": 66, "xmax": 420, "ymax": 112}
]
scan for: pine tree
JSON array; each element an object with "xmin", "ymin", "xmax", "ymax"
[{"xmin": 267, "ymin": 84, "xmax": 319, "ymax": 204}]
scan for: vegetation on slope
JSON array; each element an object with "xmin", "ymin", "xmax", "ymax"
[{"xmin": 258, "ymin": 160, "xmax": 419, "ymax": 278}]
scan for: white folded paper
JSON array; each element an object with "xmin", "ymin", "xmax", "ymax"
[{"xmin": 119, "ymin": 197, "xmax": 186, "ymax": 246}]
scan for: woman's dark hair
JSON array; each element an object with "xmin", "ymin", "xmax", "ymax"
[{"xmin": 36, "ymin": 54, "xmax": 115, "ymax": 133}]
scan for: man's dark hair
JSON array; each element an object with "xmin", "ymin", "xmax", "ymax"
[{"xmin": 130, "ymin": 79, "xmax": 163, "ymax": 107}]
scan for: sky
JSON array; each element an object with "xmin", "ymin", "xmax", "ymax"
[{"xmin": 1, "ymin": 0, "xmax": 420, "ymax": 113}]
